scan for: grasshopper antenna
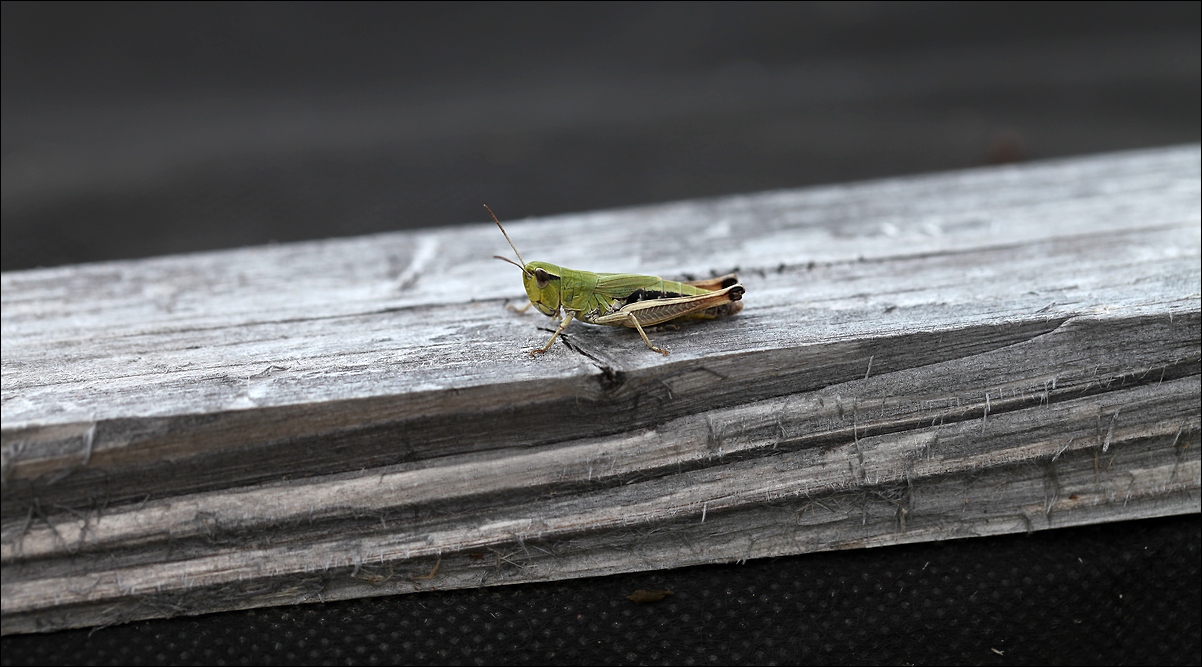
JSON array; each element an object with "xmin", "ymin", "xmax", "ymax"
[
  {"xmin": 485, "ymin": 204, "xmax": 528, "ymax": 269},
  {"xmin": 492, "ymin": 254, "xmax": 527, "ymax": 272}
]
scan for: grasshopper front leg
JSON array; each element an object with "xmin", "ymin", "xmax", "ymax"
[{"xmin": 531, "ymin": 311, "xmax": 575, "ymax": 356}]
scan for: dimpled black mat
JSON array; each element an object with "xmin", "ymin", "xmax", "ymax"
[{"xmin": 2, "ymin": 516, "xmax": 1198, "ymax": 665}]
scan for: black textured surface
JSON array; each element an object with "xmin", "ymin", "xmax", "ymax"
[
  {"xmin": 2, "ymin": 3, "xmax": 1200, "ymax": 664},
  {"xmin": 2, "ymin": 516, "xmax": 1199, "ymax": 665}
]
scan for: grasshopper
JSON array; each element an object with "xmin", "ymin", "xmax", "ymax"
[{"xmin": 487, "ymin": 205, "xmax": 745, "ymax": 356}]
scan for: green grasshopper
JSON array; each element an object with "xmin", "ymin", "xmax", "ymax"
[{"xmin": 487, "ymin": 205, "xmax": 745, "ymax": 356}]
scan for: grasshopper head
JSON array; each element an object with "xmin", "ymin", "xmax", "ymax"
[
  {"xmin": 486, "ymin": 204, "xmax": 564, "ymax": 317},
  {"xmin": 521, "ymin": 261, "xmax": 563, "ymax": 316}
]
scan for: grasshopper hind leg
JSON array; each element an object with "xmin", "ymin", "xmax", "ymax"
[{"xmin": 625, "ymin": 313, "xmax": 670, "ymax": 355}]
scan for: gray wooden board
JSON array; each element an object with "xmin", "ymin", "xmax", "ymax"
[{"xmin": 2, "ymin": 145, "xmax": 1199, "ymax": 634}]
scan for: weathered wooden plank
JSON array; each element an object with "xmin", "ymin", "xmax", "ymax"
[{"xmin": 2, "ymin": 145, "xmax": 1199, "ymax": 634}]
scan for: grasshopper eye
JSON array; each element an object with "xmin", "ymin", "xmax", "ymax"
[{"xmin": 534, "ymin": 268, "xmax": 552, "ymax": 289}]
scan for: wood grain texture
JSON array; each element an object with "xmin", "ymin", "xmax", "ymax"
[{"xmin": 2, "ymin": 145, "xmax": 1199, "ymax": 634}]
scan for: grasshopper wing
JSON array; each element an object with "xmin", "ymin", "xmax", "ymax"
[
  {"xmin": 593, "ymin": 272, "xmax": 668, "ymax": 298},
  {"xmin": 593, "ymin": 283, "xmax": 745, "ymax": 327}
]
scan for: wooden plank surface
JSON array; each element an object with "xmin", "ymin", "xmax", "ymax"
[{"xmin": 2, "ymin": 145, "xmax": 1199, "ymax": 634}]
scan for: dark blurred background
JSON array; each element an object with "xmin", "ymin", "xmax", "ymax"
[
  {"xmin": 2, "ymin": 2, "xmax": 1199, "ymax": 664},
  {"xmin": 3, "ymin": 2, "xmax": 1199, "ymax": 272}
]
